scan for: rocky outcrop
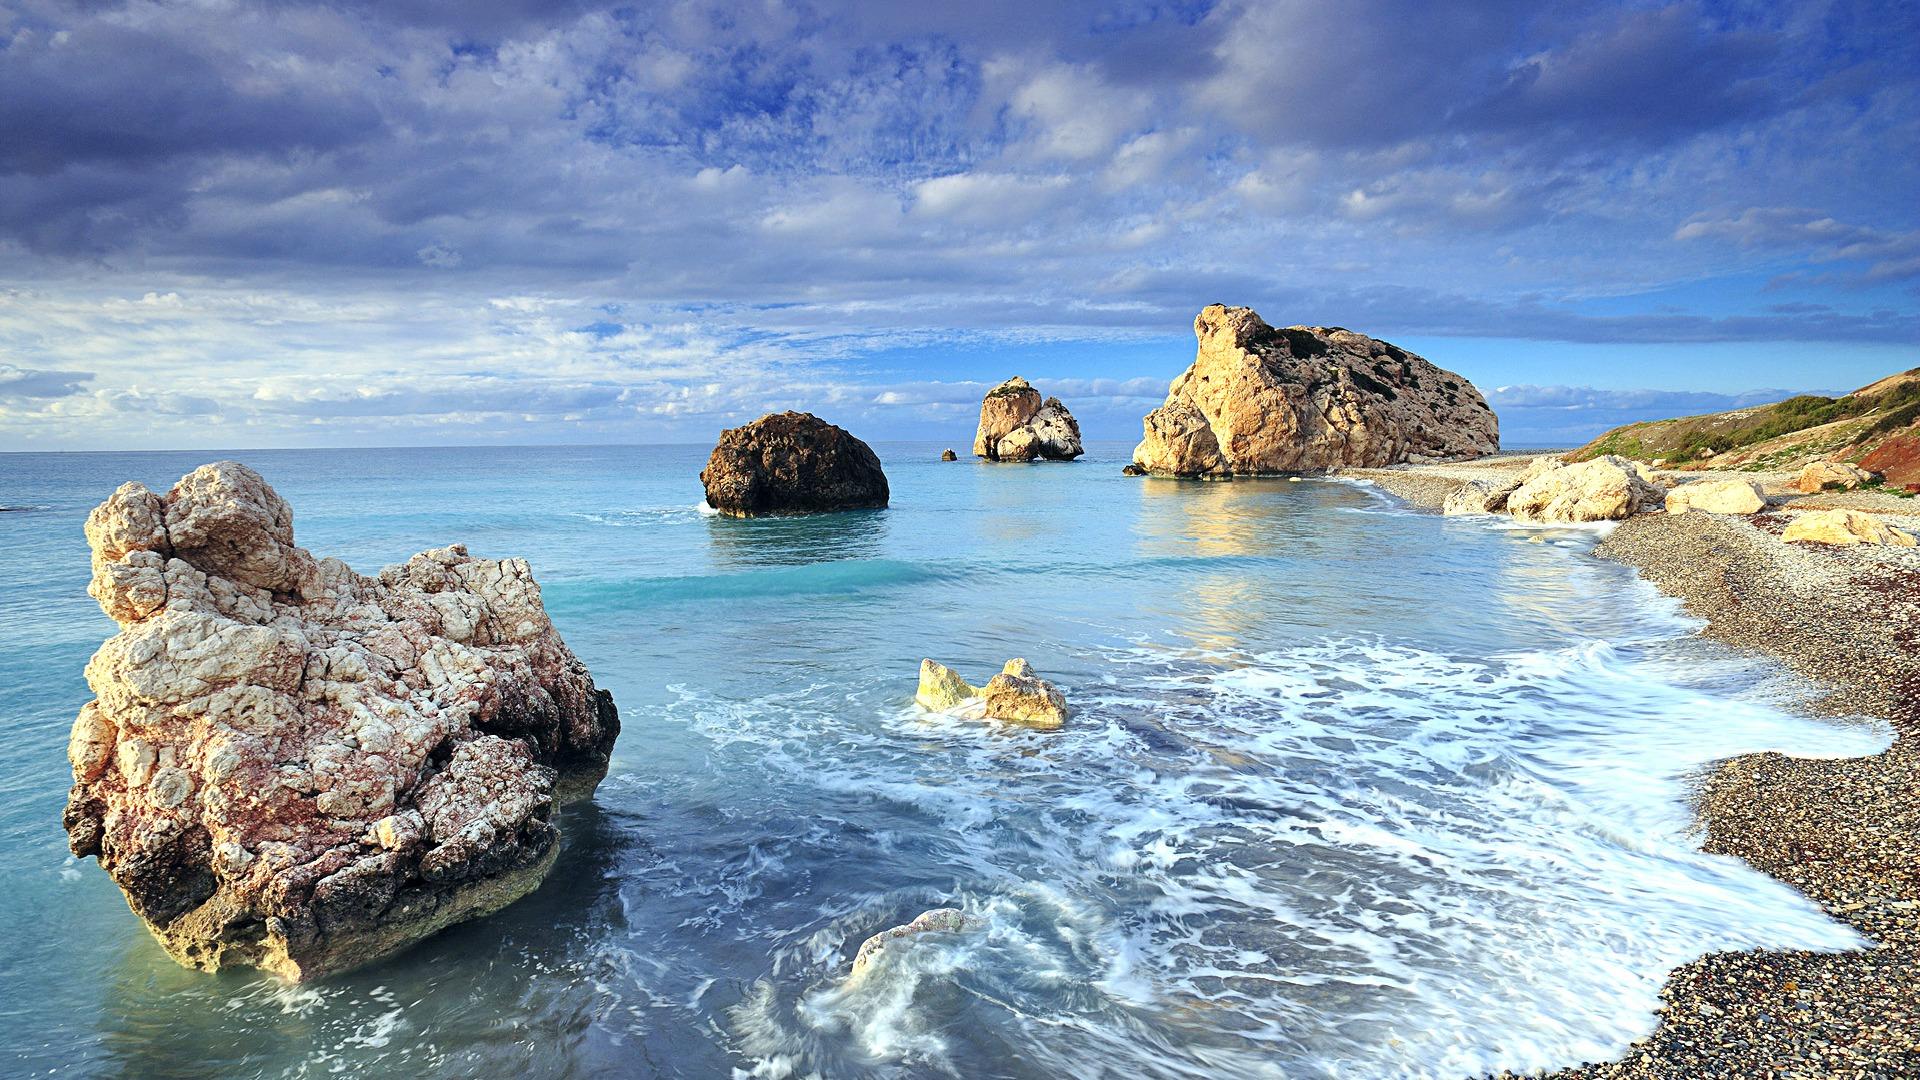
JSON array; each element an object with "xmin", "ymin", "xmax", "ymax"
[
  {"xmin": 973, "ymin": 377, "xmax": 1084, "ymax": 462},
  {"xmin": 1666, "ymin": 478, "xmax": 1766, "ymax": 516},
  {"xmin": 1505, "ymin": 455, "xmax": 1666, "ymax": 523},
  {"xmin": 1782, "ymin": 509, "xmax": 1917, "ymax": 547},
  {"xmin": 64, "ymin": 462, "xmax": 619, "ymax": 982},
  {"xmin": 1130, "ymin": 305, "xmax": 1497, "ymax": 476},
  {"xmin": 700, "ymin": 412, "xmax": 889, "ymax": 517},
  {"xmin": 941, "ymin": 449, "xmax": 958, "ymax": 462},
  {"xmin": 1797, "ymin": 461, "xmax": 1876, "ymax": 493},
  {"xmin": 848, "ymin": 907, "xmax": 975, "ymax": 983},
  {"xmin": 915, "ymin": 658, "xmax": 1069, "ymax": 729}
]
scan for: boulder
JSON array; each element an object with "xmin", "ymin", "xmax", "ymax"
[
  {"xmin": 700, "ymin": 412, "xmax": 889, "ymax": 517},
  {"xmin": 914, "ymin": 658, "xmax": 1069, "ymax": 728},
  {"xmin": 1797, "ymin": 461, "xmax": 1876, "ymax": 493},
  {"xmin": 1782, "ymin": 509, "xmax": 1917, "ymax": 547},
  {"xmin": 1131, "ymin": 305, "xmax": 1497, "ymax": 476},
  {"xmin": 848, "ymin": 907, "xmax": 974, "ymax": 982},
  {"xmin": 1121, "ymin": 463, "xmax": 1147, "ymax": 477},
  {"xmin": 941, "ymin": 449, "xmax": 958, "ymax": 462},
  {"xmin": 974, "ymin": 378, "xmax": 1083, "ymax": 461},
  {"xmin": 1504, "ymin": 455, "xmax": 1666, "ymax": 523},
  {"xmin": 65, "ymin": 462, "xmax": 619, "ymax": 982},
  {"xmin": 1443, "ymin": 479, "xmax": 1514, "ymax": 516},
  {"xmin": 1665, "ymin": 478, "xmax": 1766, "ymax": 516}
]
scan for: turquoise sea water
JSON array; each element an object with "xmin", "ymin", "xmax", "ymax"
[{"xmin": 0, "ymin": 442, "xmax": 1889, "ymax": 1078}]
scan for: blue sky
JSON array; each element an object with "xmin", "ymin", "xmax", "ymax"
[{"xmin": 0, "ymin": 0, "xmax": 1915, "ymax": 450}]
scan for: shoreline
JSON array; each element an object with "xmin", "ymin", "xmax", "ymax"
[{"xmin": 1341, "ymin": 457, "xmax": 1920, "ymax": 1077}]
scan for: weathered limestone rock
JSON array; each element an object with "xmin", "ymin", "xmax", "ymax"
[
  {"xmin": 1797, "ymin": 461, "xmax": 1876, "ymax": 493},
  {"xmin": 915, "ymin": 659, "xmax": 978, "ymax": 711},
  {"xmin": 1443, "ymin": 479, "xmax": 1514, "ymax": 516},
  {"xmin": 941, "ymin": 449, "xmax": 958, "ymax": 462},
  {"xmin": 914, "ymin": 658, "xmax": 1069, "ymax": 728},
  {"xmin": 974, "ymin": 378, "xmax": 1084, "ymax": 462},
  {"xmin": 1666, "ymin": 478, "xmax": 1766, "ymax": 516},
  {"xmin": 1782, "ymin": 508, "xmax": 1917, "ymax": 547},
  {"xmin": 848, "ymin": 907, "xmax": 974, "ymax": 982},
  {"xmin": 65, "ymin": 461, "xmax": 620, "ymax": 982},
  {"xmin": 1505, "ymin": 455, "xmax": 1666, "ymax": 523},
  {"xmin": 700, "ymin": 411, "xmax": 889, "ymax": 517},
  {"xmin": 1130, "ymin": 305, "xmax": 1497, "ymax": 476}
]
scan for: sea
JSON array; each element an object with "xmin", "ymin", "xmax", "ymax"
[{"xmin": 0, "ymin": 441, "xmax": 1890, "ymax": 1079}]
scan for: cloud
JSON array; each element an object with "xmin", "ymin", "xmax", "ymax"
[
  {"xmin": 1677, "ymin": 208, "xmax": 1920, "ymax": 283},
  {"xmin": 0, "ymin": 362, "xmax": 92, "ymax": 399}
]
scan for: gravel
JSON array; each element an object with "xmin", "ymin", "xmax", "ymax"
[{"xmin": 1341, "ymin": 456, "xmax": 1920, "ymax": 1078}]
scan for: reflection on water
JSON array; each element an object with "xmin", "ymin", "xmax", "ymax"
[{"xmin": 0, "ymin": 443, "xmax": 1889, "ymax": 1079}]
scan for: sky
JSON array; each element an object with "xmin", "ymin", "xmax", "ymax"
[{"xmin": 1, "ymin": 0, "xmax": 1916, "ymax": 451}]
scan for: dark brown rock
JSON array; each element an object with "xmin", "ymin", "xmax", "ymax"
[{"xmin": 700, "ymin": 411, "xmax": 889, "ymax": 517}]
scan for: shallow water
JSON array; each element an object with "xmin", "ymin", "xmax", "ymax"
[{"xmin": 0, "ymin": 442, "xmax": 1888, "ymax": 1078}]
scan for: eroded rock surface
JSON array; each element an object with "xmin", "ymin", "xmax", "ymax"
[
  {"xmin": 1783, "ymin": 508, "xmax": 1918, "ymax": 547},
  {"xmin": 914, "ymin": 658, "xmax": 1069, "ymax": 729},
  {"xmin": 1505, "ymin": 455, "xmax": 1667, "ymax": 523},
  {"xmin": 1666, "ymin": 478, "xmax": 1767, "ymax": 516},
  {"xmin": 700, "ymin": 411, "xmax": 889, "ymax": 517},
  {"xmin": 848, "ymin": 907, "xmax": 975, "ymax": 983},
  {"xmin": 1797, "ymin": 461, "xmax": 1876, "ymax": 494},
  {"xmin": 973, "ymin": 377, "xmax": 1084, "ymax": 462},
  {"xmin": 1131, "ymin": 305, "xmax": 1497, "ymax": 476},
  {"xmin": 65, "ymin": 461, "xmax": 620, "ymax": 981}
]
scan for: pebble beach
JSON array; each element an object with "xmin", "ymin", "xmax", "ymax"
[{"xmin": 1343, "ymin": 455, "xmax": 1920, "ymax": 1078}]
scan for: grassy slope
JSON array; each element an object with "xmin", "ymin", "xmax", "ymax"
[{"xmin": 1569, "ymin": 369, "xmax": 1920, "ymax": 473}]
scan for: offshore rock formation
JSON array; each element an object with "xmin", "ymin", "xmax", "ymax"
[
  {"xmin": 973, "ymin": 377, "xmax": 1084, "ymax": 462},
  {"xmin": 700, "ymin": 412, "xmax": 889, "ymax": 517},
  {"xmin": 847, "ymin": 907, "xmax": 975, "ymax": 983},
  {"xmin": 916, "ymin": 658, "xmax": 1070, "ymax": 729},
  {"xmin": 65, "ymin": 462, "xmax": 619, "ymax": 982},
  {"xmin": 1131, "ymin": 305, "xmax": 1497, "ymax": 476}
]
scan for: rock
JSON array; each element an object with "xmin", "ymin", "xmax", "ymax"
[
  {"xmin": 64, "ymin": 461, "xmax": 620, "ymax": 982},
  {"xmin": 848, "ymin": 907, "xmax": 973, "ymax": 982},
  {"xmin": 1131, "ymin": 305, "xmax": 1497, "ymax": 476},
  {"xmin": 1782, "ymin": 508, "xmax": 1917, "ymax": 547},
  {"xmin": 1443, "ymin": 479, "xmax": 1513, "ymax": 516},
  {"xmin": 941, "ymin": 449, "xmax": 958, "ymax": 462},
  {"xmin": 1504, "ymin": 455, "xmax": 1666, "ymax": 523},
  {"xmin": 1121, "ymin": 463, "xmax": 1147, "ymax": 476},
  {"xmin": 974, "ymin": 378, "xmax": 1083, "ymax": 462},
  {"xmin": 1797, "ymin": 461, "xmax": 1876, "ymax": 494},
  {"xmin": 915, "ymin": 658, "xmax": 1069, "ymax": 728},
  {"xmin": 915, "ymin": 659, "xmax": 978, "ymax": 711},
  {"xmin": 700, "ymin": 411, "xmax": 889, "ymax": 517},
  {"xmin": 1666, "ymin": 478, "xmax": 1767, "ymax": 516}
]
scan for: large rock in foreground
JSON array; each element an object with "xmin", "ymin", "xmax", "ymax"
[
  {"xmin": 700, "ymin": 412, "xmax": 889, "ymax": 517},
  {"xmin": 973, "ymin": 377, "xmax": 1084, "ymax": 462},
  {"xmin": 65, "ymin": 462, "xmax": 620, "ymax": 982},
  {"xmin": 1131, "ymin": 305, "xmax": 1497, "ymax": 476},
  {"xmin": 1505, "ymin": 455, "xmax": 1666, "ymax": 523},
  {"xmin": 1666, "ymin": 478, "xmax": 1766, "ymax": 516}
]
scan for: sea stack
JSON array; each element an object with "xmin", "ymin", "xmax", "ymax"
[
  {"xmin": 1130, "ymin": 305, "xmax": 1498, "ymax": 476},
  {"xmin": 65, "ymin": 462, "xmax": 620, "ymax": 981},
  {"xmin": 700, "ymin": 411, "xmax": 889, "ymax": 516},
  {"xmin": 973, "ymin": 377, "xmax": 1084, "ymax": 462}
]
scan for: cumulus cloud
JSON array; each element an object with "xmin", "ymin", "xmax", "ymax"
[
  {"xmin": 0, "ymin": 362, "xmax": 92, "ymax": 400},
  {"xmin": 0, "ymin": 0, "xmax": 1913, "ymax": 448}
]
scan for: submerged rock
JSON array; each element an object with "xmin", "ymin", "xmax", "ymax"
[
  {"xmin": 1782, "ymin": 508, "xmax": 1917, "ymax": 547},
  {"xmin": 848, "ymin": 907, "xmax": 974, "ymax": 982},
  {"xmin": 1131, "ymin": 305, "xmax": 1497, "ymax": 476},
  {"xmin": 1666, "ymin": 478, "xmax": 1766, "ymax": 516},
  {"xmin": 700, "ymin": 411, "xmax": 889, "ymax": 517},
  {"xmin": 65, "ymin": 462, "xmax": 620, "ymax": 982},
  {"xmin": 973, "ymin": 377, "xmax": 1084, "ymax": 462},
  {"xmin": 1504, "ymin": 455, "xmax": 1666, "ymax": 523},
  {"xmin": 915, "ymin": 658, "xmax": 1069, "ymax": 728},
  {"xmin": 1796, "ymin": 461, "xmax": 1876, "ymax": 493}
]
